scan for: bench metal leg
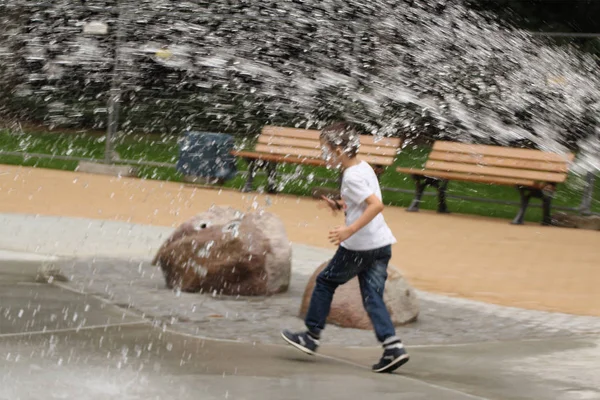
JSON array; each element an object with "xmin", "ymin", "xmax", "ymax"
[
  {"xmin": 541, "ymin": 185, "xmax": 555, "ymax": 226},
  {"xmin": 512, "ymin": 187, "xmax": 532, "ymax": 225},
  {"xmin": 407, "ymin": 176, "xmax": 450, "ymax": 213},
  {"xmin": 433, "ymin": 179, "xmax": 450, "ymax": 214},
  {"xmin": 242, "ymin": 160, "xmax": 256, "ymax": 193},
  {"xmin": 266, "ymin": 162, "xmax": 278, "ymax": 194},
  {"xmin": 407, "ymin": 176, "xmax": 427, "ymax": 212},
  {"xmin": 541, "ymin": 193, "xmax": 553, "ymax": 226},
  {"xmin": 242, "ymin": 160, "xmax": 280, "ymax": 194},
  {"xmin": 513, "ymin": 185, "xmax": 555, "ymax": 225}
]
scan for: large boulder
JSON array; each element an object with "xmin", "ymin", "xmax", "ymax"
[
  {"xmin": 299, "ymin": 261, "xmax": 419, "ymax": 330},
  {"xmin": 152, "ymin": 206, "xmax": 292, "ymax": 296}
]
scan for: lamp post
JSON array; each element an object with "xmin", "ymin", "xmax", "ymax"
[
  {"xmin": 104, "ymin": 0, "xmax": 127, "ymax": 164},
  {"xmin": 579, "ymin": 172, "xmax": 596, "ymax": 215},
  {"xmin": 82, "ymin": 1, "xmax": 125, "ymax": 165}
]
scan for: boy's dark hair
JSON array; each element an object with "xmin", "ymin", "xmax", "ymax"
[{"xmin": 320, "ymin": 122, "xmax": 361, "ymax": 158}]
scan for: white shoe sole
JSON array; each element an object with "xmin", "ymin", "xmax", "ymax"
[
  {"xmin": 373, "ymin": 353, "xmax": 410, "ymax": 373},
  {"xmin": 281, "ymin": 332, "xmax": 316, "ymax": 356}
]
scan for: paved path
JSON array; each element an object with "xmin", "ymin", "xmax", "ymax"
[{"xmin": 2, "ymin": 213, "xmax": 600, "ymax": 349}]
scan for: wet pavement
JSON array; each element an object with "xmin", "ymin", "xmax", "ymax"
[
  {"xmin": 2, "ymin": 214, "xmax": 600, "ymax": 399},
  {"xmin": 54, "ymin": 257, "xmax": 600, "ymax": 347}
]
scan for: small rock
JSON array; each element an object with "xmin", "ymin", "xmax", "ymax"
[
  {"xmin": 299, "ymin": 260, "xmax": 419, "ymax": 330},
  {"xmin": 35, "ymin": 262, "xmax": 69, "ymax": 283}
]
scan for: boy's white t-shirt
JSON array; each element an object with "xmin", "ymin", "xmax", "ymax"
[{"xmin": 339, "ymin": 160, "xmax": 397, "ymax": 251}]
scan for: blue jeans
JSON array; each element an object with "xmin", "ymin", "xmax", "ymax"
[{"xmin": 304, "ymin": 244, "xmax": 396, "ymax": 343}]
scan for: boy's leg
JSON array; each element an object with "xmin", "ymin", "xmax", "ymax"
[
  {"xmin": 357, "ymin": 245, "xmax": 409, "ymax": 373},
  {"xmin": 304, "ymin": 246, "xmax": 362, "ymax": 337},
  {"xmin": 357, "ymin": 246, "xmax": 396, "ymax": 342},
  {"xmin": 281, "ymin": 246, "xmax": 362, "ymax": 353}
]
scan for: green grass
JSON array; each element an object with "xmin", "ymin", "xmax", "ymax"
[{"xmin": 1, "ymin": 128, "xmax": 598, "ymax": 223}]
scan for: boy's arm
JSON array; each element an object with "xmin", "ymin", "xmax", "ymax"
[
  {"xmin": 328, "ymin": 193, "xmax": 384, "ymax": 245},
  {"xmin": 347, "ymin": 194, "xmax": 384, "ymax": 234}
]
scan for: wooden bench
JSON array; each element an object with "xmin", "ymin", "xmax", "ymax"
[
  {"xmin": 232, "ymin": 126, "xmax": 401, "ymax": 193},
  {"xmin": 395, "ymin": 140, "xmax": 575, "ymax": 225}
]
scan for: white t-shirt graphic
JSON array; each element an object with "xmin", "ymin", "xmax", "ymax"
[{"xmin": 340, "ymin": 161, "xmax": 397, "ymax": 251}]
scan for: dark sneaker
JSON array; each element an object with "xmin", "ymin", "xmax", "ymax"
[
  {"xmin": 281, "ymin": 330, "xmax": 320, "ymax": 355},
  {"xmin": 372, "ymin": 338, "xmax": 410, "ymax": 373}
]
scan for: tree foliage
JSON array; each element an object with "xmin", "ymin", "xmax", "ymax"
[{"xmin": 0, "ymin": 0, "xmax": 598, "ymax": 170}]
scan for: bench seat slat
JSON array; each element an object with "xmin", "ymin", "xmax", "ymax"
[
  {"xmin": 258, "ymin": 136, "xmax": 320, "ymax": 150},
  {"xmin": 425, "ymin": 160, "xmax": 568, "ymax": 183},
  {"xmin": 433, "ymin": 141, "xmax": 575, "ymax": 163},
  {"xmin": 254, "ymin": 144, "xmax": 395, "ymax": 166},
  {"xmin": 259, "ymin": 135, "xmax": 398, "ymax": 156},
  {"xmin": 395, "ymin": 167, "xmax": 540, "ymax": 188},
  {"xmin": 234, "ymin": 150, "xmax": 394, "ymax": 168},
  {"xmin": 231, "ymin": 150, "xmax": 326, "ymax": 167},
  {"xmin": 429, "ymin": 151, "xmax": 570, "ymax": 173},
  {"xmin": 255, "ymin": 143, "xmax": 322, "ymax": 158}
]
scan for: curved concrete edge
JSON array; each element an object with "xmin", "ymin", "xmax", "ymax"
[
  {"xmin": 0, "ymin": 212, "xmax": 173, "ymax": 260},
  {"xmin": 0, "ymin": 213, "xmax": 336, "ymax": 270},
  {"xmin": 0, "ymin": 249, "xmax": 58, "ymax": 262}
]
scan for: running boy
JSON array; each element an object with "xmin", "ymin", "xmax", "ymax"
[{"xmin": 281, "ymin": 122, "xmax": 409, "ymax": 373}]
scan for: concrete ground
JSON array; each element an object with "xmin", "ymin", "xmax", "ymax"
[
  {"xmin": 2, "ymin": 258, "xmax": 600, "ymax": 400},
  {"xmin": 1, "ymin": 214, "xmax": 600, "ymax": 400}
]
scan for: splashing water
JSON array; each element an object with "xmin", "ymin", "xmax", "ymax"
[{"xmin": 0, "ymin": 0, "xmax": 598, "ymax": 171}]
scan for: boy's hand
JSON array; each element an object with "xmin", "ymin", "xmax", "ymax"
[
  {"xmin": 318, "ymin": 195, "xmax": 345, "ymax": 215},
  {"xmin": 328, "ymin": 226, "xmax": 354, "ymax": 246}
]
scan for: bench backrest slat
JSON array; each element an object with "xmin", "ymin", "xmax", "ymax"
[
  {"xmin": 255, "ymin": 144, "xmax": 395, "ymax": 166},
  {"xmin": 255, "ymin": 143, "xmax": 320, "ymax": 158},
  {"xmin": 433, "ymin": 141, "xmax": 574, "ymax": 163},
  {"xmin": 257, "ymin": 135, "xmax": 398, "ymax": 157},
  {"xmin": 429, "ymin": 151, "xmax": 570, "ymax": 173},
  {"xmin": 262, "ymin": 126, "xmax": 401, "ymax": 147},
  {"xmin": 255, "ymin": 126, "xmax": 400, "ymax": 166},
  {"xmin": 261, "ymin": 126, "xmax": 319, "ymax": 141}
]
